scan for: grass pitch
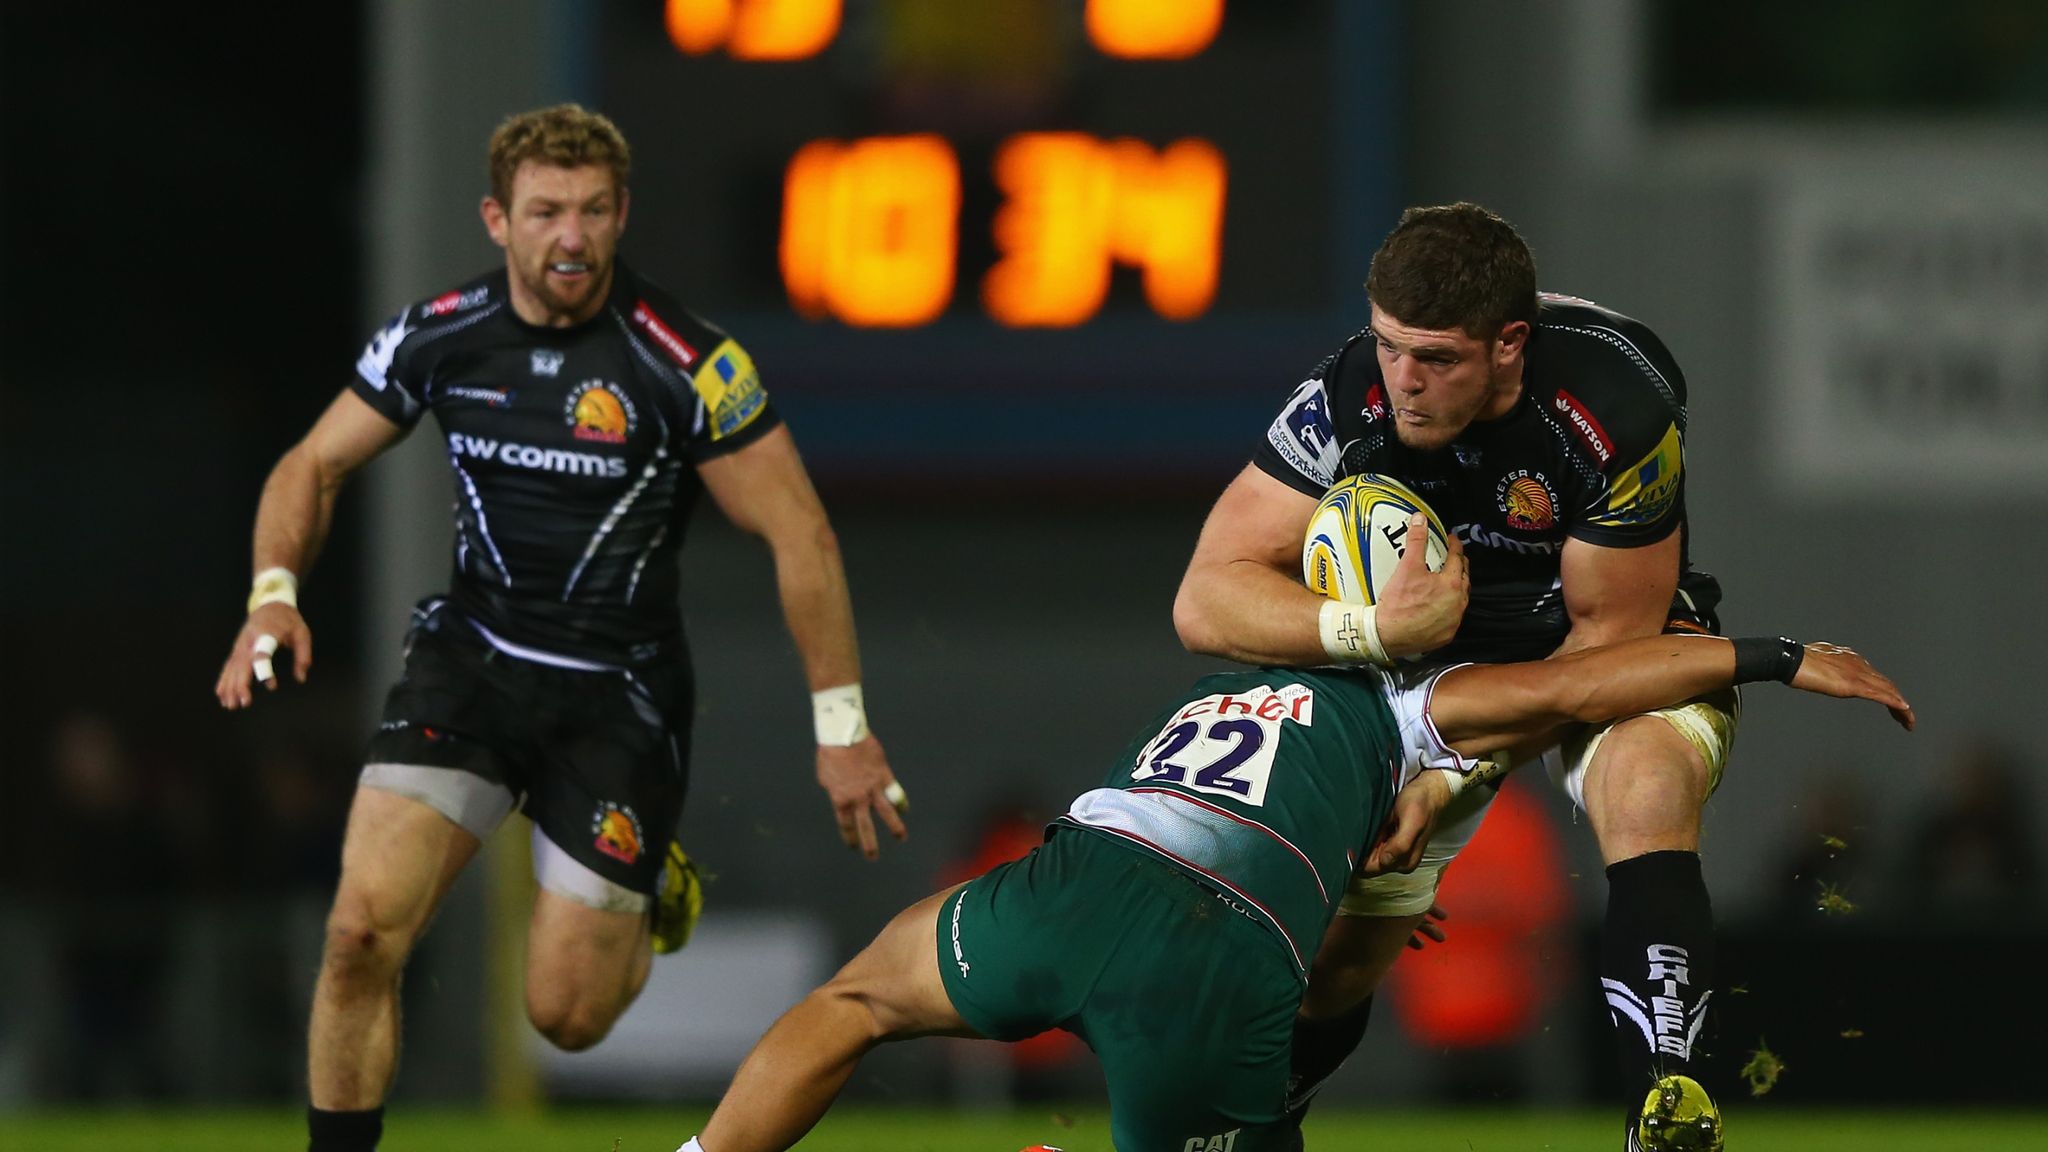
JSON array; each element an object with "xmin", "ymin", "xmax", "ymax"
[{"xmin": 4, "ymin": 1106, "xmax": 2046, "ymax": 1150}]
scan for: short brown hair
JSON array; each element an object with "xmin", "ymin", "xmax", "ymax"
[
  {"xmin": 487, "ymin": 103, "xmax": 632, "ymax": 206},
  {"xmin": 1365, "ymin": 203, "xmax": 1537, "ymax": 338}
]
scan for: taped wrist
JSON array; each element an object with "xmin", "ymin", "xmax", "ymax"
[
  {"xmin": 812, "ymin": 683, "xmax": 870, "ymax": 746},
  {"xmin": 247, "ymin": 567, "xmax": 299, "ymax": 614},
  {"xmin": 1318, "ymin": 600, "xmax": 1390, "ymax": 666},
  {"xmin": 1732, "ymin": 635, "xmax": 1804, "ymax": 684}
]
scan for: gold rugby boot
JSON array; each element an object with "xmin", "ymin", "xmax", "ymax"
[
  {"xmin": 1634, "ymin": 1073, "xmax": 1724, "ymax": 1152},
  {"xmin": 650, "ymin": 841, "xmax": 704, "ymax": 955}
]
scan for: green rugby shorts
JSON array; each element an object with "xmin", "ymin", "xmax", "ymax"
[{"xmin": 936, "ymin": 828, "xmax": 1303, "ymax": 1151}]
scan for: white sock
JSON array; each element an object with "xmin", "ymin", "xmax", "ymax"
[{"xmin": 677, "ymin": 1139, "xmax": 705, "ymax": 1152}]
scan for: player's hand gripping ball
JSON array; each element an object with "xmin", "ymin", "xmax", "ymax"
[{"xmin": 1302, "ymin": 474, "xmax": 1451, "ymax": 605}]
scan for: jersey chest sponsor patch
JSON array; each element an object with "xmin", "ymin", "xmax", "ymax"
[{"xmin": 447, "ymin": 431, "xmax": 629, "ymax": 479}]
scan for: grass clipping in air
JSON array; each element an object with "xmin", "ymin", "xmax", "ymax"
[{"xmin": 1741, "ymin": 1038, "xmax": 1786, "ymax": 1097}]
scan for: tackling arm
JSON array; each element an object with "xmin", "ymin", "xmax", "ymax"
[{"xmin": 1430, "ymin": 635, "xmax": 1916, "ymax": 760}]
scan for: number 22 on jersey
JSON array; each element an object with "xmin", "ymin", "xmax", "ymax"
[{"xmin": 1130, "ymin": 684, "xmax": 1314, "ymax": 807}]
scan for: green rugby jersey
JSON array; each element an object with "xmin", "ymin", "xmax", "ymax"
[{"xmin": 1055, "ymin": 667, "xmax": 1421, "ymax": 978}]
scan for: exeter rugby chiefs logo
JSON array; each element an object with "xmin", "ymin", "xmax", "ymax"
[
  {"xmin": 564, "ymin": 379, "xmax": 637, "ymax": 444},
  {"xmin": 1496, "ymin": 469, "xmax": 1557, "ymax": 531},
  {"xmin": 592, "ymin": 801, "xmax": 645, "ymax": 865}
]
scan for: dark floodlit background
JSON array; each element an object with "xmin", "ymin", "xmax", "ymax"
[{"xmin": 2, "ymin": 0, "xmax": 2044, "ymax": 1126}]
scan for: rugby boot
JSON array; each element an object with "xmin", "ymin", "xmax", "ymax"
[
  {"xmin": 650, "ymin": 841, "xmax": 704, "ymax": 954},
  {"xmin": 1633, "ymin": 1073, "xmax": 1724, "ymax": 1152}
]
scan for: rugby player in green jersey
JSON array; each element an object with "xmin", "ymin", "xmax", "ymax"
[{"xmin": 674, "ymin": 540, "xmax": 1912, "ymax": 1152}]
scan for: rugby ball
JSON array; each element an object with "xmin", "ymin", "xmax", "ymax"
[{"xmin": 1301, "ymin": 474, "xmax": 1450, "ymax": 605}]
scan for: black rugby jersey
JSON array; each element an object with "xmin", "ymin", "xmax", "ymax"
[
  {"xmin": 349, "ymin": 262, "xmax": 779, "ymax": 667},
  {"xmin": 1253, "ymin": 293, "xmax": 1721, "ymax": 663}
]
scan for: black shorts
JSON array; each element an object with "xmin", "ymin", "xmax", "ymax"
[{"xmin": 364, "ymin": 600, "xmax": 693, "ymax": 896}]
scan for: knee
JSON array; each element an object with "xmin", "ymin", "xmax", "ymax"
[
  {"xmin": 1590, "ymin": 719, "xmax": 1711, "ymax": 809},
  {"xmin": 528, "ymin": 994, "xmax": 622, "ymax": 1052},
  {"xmin": 320, "ymin": 898, "xmax": 415, "ymax": 985}
]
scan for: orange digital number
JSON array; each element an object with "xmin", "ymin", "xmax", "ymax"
[
  {"xmin": 781, "ymin": 136, "xmax": 960, "ymax": 328},
  {"xmin": 985, "ymin": 134, "xmax": 1226, "ymax": 327},
  {"xmin": 665, "ymin": 0, "xmax": 840, "ymax": 61},
  {"xmin": 1085, "ymin": 0, "xmax": 1224, "ymax": 60}
]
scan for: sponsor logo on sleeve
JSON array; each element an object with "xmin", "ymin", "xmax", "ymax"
[
  {"xmin": 1265, "ymin": 379, "xmax": 1340, "ymax": 487},
  {"xmin": 630, "ymin": 301, "xmax": 699, "ymax": 367},
  {"xmin": 1590, "ymin": 423, "xmax": 1683, "ymax": 528},
  {"xmin": 694, "ymin": 340, "xmax": 768, "ymax": 439},
  {"xmin": 1495, "ymin": 469, "xmax": 1557, "ymax": 531},
  {"xmin": 564, "ymin": 379, "xmax": 639, "ymax": 443},
  {"xmin": 1552, "ymin": 387, "xmax": 1613, "ymax": 464},
  {"xmin": 420, "ymin": 285, "xmax": 491, "ymax": 317}
]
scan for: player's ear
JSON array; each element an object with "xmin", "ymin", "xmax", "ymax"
[
  {"xmin": 616, "ymin": 185, "xmax": 631, "ymax": 235},
  {"xmin": 1494, "ymin": 319, "xmax": 1530, "ymax": 366},
  {"xmin": 481, "ymin": 195, "xmax": 510, "ymax": 248}
]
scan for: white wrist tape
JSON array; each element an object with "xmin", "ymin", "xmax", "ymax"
[
  {"xmin": 1318, "ymin": 600, "xmax": 1390, "ymax": 666},
  {"xmin": 812, "ymin": 683, "xmax": 870, "ymax": 747},
  {"xmin": 247, "ymin": 567, "xmax": 299, "ymax": 613},
  {"xmin": 1431, "ymin": 767, "xmax": 1469, "ymax": 800}
]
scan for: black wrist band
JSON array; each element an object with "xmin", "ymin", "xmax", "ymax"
[{"xmin": 1732, "ymin": 636, "xmax": 1805, "ymax": 684}]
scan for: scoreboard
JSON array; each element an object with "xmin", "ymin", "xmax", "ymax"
[{"xmin": 595, "ymin": 0, "xmax": 1404, "ymax": 480}]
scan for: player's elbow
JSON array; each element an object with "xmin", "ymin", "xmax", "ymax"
[
  {"xmin": 765, "ymin": 509, "xmax": 839, "ymax": 569},
  {"xmin": 1171, "ymin": 579, "xmax": 1226, "ymax": 656}
]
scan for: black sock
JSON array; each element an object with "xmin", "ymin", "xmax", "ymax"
[
  {"xmin": 1601, "ymin": 850, "xmax": 1714, "ymax": 1103},
  {"xmin": 1284, "ymin": 995, "xmax": 1374, "ymax": 1119},
  {"xmin": 308, "ymin": 1106, "xmax": 384, "ymax": 1152}
]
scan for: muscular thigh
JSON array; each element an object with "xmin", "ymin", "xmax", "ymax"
[
  {"xmin": 331, "ymin": 785, "xmax": 482, "ymax": 940},
  {"xmin": 1559, "ymin": 690, "xmax": 1739, "ymax": 862},
  {"xmin": 525, "ymin": 883, "xmax": 648, "ymax": 995}
]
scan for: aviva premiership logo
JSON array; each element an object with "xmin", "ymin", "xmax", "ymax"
[{"xmin": 565, "ymin": 379, "xmax": 637, "ymax": 444}]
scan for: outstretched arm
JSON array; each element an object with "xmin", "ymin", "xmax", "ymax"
[
  {"xmin": 1431, "ymin": 635, "xmax": 1915, "ymax": 759},
  {"xmin": 1364, "ymin": 636, "xmax": 1913, "ymax": 876},
  {"xmin": 698, "ymin": 424, "xmax": 908, "ymax": 860},
  {"xmin": 216, "ymin": 389, "xmax": 406, "ymax": 708}
]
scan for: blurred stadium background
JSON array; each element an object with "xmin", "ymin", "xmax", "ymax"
[{"xmin": 2, "ymin": 1, "xmax": 2045, "ymax": 1147}]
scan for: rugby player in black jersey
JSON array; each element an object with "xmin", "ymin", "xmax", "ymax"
[
  {"xmin": 212, "ymin": 105, "xmax": 907, "ymax": 1152},
  {"xmin": 1174, "ymin": 204, "xmax": 1735, "ymax": 1150}
]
